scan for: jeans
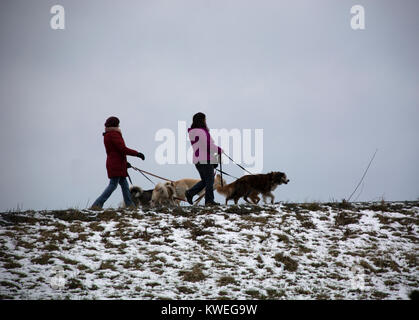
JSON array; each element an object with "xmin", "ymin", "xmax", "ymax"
[
  {"xmin": 187, "ymin": 163, "xmax": 215, "ymax": 204},
  {"xmin": 92, "ymin": 177, "xmax": 134, "ymax": 208}
]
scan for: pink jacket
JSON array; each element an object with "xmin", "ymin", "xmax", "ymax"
[{"xmin": 188, "ymin": 127, "xmax": 222, "ymax": 164}]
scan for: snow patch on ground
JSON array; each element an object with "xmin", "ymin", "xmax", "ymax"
[{"xmin": 0, "ymin": 202, "xmax": 418, "ymax": 299}]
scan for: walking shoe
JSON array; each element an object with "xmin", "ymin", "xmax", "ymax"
[
  {"xmin": 185, "ymin": 190, "xmax": 194, "ymax": 205},
  {"xmin": 89, "ymin": 205, "xmax": 103, "ymax": 211},
  {"xmin": 205, "ymin": 201, "xmax": 220, "ymax": 206}
]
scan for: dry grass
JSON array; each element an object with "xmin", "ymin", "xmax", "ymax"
[
  {"xmin": 1, "ymin": 201, "xmax": 418, "ymax": 299},
  {"xmin": 273, "ymin": 252, "xmax": 298, "ymax": 271},
  {"xmin": 217, "ymin": 276, "xmax": 238, "ymax": 287},
  {"xmin": 179, "ymin": 264, "xmax": 207, "ymax": 282},
  {"xmin": 334, "ymin": 211, "xmax": 360, "ymax": 226}
]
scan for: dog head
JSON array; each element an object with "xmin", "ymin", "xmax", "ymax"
[
  {"xmin": 130, "ymin": 185, "xmax": 154, "ymax": 206},
  {"xmin": 271, "ymin": 172, "xmax": 289, "ymax": 185},
  {"xmin": 151, "ymin": 182, "xmax": 175, "ymax": 206},
  {"xmin": 164, "ymin": 181, "xmax": 175, "ymax": 188},
  {"xmin": 129, "ymin": 186, "xmax": 143, "ymax": 207}
]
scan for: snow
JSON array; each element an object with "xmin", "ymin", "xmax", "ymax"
[{"xmin": 0, "ymin": 202, "xmax": 418, "ymax": 299}]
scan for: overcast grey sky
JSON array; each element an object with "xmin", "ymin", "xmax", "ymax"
[{"xmin": 0, "ymin": 0, "xmax": 418, "ymax": 210}]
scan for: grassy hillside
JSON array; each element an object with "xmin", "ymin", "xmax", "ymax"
[{"xmin": 0, "ymin": 201, "xmax": 418, "ymax": 299}]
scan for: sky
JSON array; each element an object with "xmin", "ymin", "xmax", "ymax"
[{"xmin": 0, "ymin": 0, "xmax": 418, "ymax": 210}]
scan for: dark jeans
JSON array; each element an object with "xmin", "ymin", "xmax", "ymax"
[
  {"xmin": 187, "ymin": 163, "xmax": 215, "ymax": 204},
  {"xmin": 92, "ymin": 177, "xmax": 134, "ymax": 208}
]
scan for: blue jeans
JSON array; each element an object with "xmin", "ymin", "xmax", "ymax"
[
  {"xmin": 187, "ymin": 163, "xmax": 215, "ymax": 204},
  {"xmin": 92, "ymin": 177, "xmax": 134, "ymax": 208}
]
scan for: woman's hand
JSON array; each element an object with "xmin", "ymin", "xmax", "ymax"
[{"xmin": 137, "ymin": 152, "xmax": 145, "ymax": 161}]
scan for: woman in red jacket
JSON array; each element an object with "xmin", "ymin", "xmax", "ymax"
[{"xmin": 91, "ymin": 116, "xmax": 145, "ymax": 209}]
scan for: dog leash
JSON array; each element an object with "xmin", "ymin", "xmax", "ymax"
[
  {"xmin": 215, "ymin": 168, "xmax": 238, "ymax": 180},
  {"xmin": 130, "ymin": 166, "xmax": 175, "ymax": 183},
  {"xmin": 219, "ymin": 153, "xmax": 223, "ymax": 187},
  {"xmin": 127, "ymin": 173, "xmax": 133, "ymax": 185},
  {"xmin": 222, "ymin": 151, "xmax": 253, "ymax": 175},
  {"xmin": 130, "ymin": 166, "xmax": 156, "ymax": 186},
  {"xmin": 126, "ymin": 162, "xmax": 134, "ymax": 185},
  {"xmin": 130, "ymin": 166, "xmax": 189, "ymax": 203}
]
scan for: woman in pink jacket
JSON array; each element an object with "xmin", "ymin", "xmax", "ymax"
[{"xmin": 185, "ymin": 112, "xmax": 222, "ymax": 206}]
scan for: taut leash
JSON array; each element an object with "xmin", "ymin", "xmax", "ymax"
[
  {"xmin": 215, "ymin": 168, "xmax": 238, "ymax": 180},
  {"xmin": 219, "ymin": 153, "xmax": 223, "ymax": 187},
  {"xmin": 222, "ymin": 151, "xmax": 253, "ymax": 175},
  {"xmin": 130, "ymin": 166, "xmax": 174, "ymax": 183},
  {"xmin": 130, "ymin": 166, "xmax": 156, "ymax": 186},
  {"xmin": 130, "ymin": 166, "xmax": 187, "ymax": 202}
]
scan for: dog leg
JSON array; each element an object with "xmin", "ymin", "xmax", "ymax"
[
  {"xmin": 248, "ymin": 191, "xmax": 260, "ymax": 204},
  {"xmin": 267, "ymin": 192, "xmax": 275, "ymax": 204},
  {"xmin": 226, "ymin": 195, "xmax": 233, "ymax": 205},
  {"xmin": 244, "ymin": 190, "xmax": 258, "ymax": 204},
  {"xmin": 243, "ymin": 196, "xmax": 252, "ymax": 204},
  {"xmin": 262, "ymin": 194, "xmax": 268, "ymax": 204}
]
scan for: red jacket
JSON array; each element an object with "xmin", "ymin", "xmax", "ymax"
[{"xmin": 103, "ymin": 130, "xmax": 139, "ymax": 178}]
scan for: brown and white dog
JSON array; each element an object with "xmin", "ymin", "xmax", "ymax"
[
  {"xmin": 150, "ymin": 183, "xmax": 177, "ymax": 206},
  {"xmin": 151, "ymin": 179, "xmax": 204, "ymax": 206},
  {"xmin": 164, "ymin": 179, "xmax": 200, "ymax": 205},
  {"xmin": 215, "ymin": 172, "xmax": 289, "ymax": 205},
  {"xmin": 164, "ymin": 177, "xmax": 225, "ymax": 205},
  {"xmin": 242, "ymin": 172, "xmax": 289, "ymax": 204}
]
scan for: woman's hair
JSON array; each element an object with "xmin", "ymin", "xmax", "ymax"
[
  {"xmin": 105, "ymin": 116, "xmax": 120, "ymax": 128},
  {"xmin": 191, "ymin": 112, "xmax": 208, "ymax": 129}
]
